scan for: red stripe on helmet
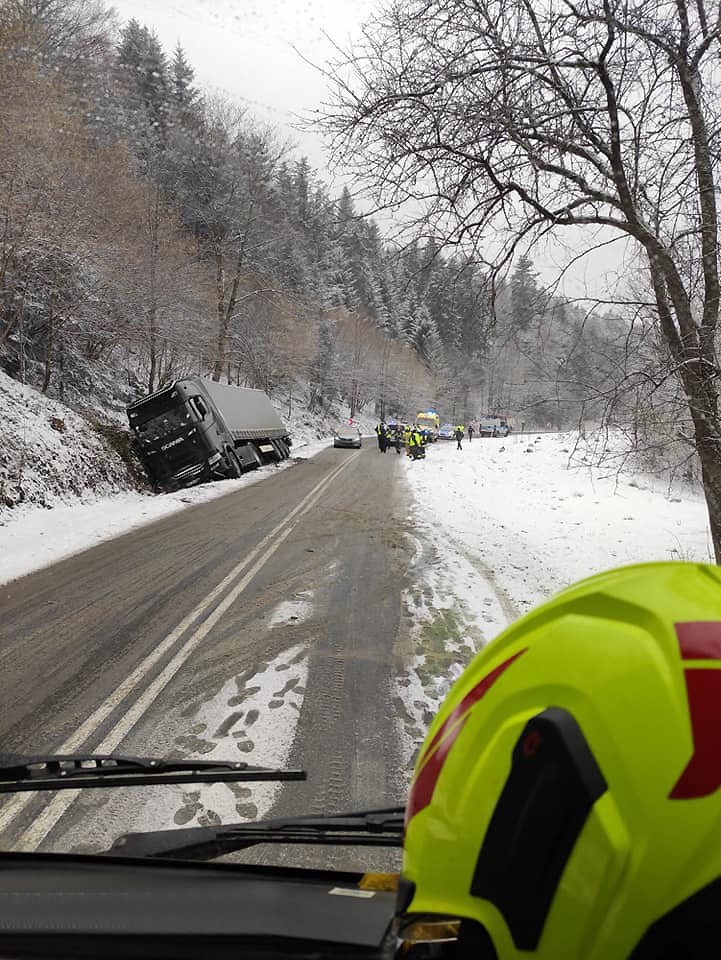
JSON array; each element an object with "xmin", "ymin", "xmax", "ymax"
[
  {"xmin": 423, "ymin": 650, "xmax": 527, "ymax": 760},
  {"xmin": 669, "ymin": 667, "xmax": 721, "ymax": 799},
  {"xmin": 675, "ymin": 622, "xmax": 721, "ymax": 661},
  {"xmin": 406, "ymin": 650, "xmax": 526, "ymax": 825},
  {"xmin": 406, "ymin": 715, "xmax": 470, "ymax": 824}
]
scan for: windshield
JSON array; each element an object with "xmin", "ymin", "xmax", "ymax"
[
  {"xmin": 1, "ymin": 4, "xmax": 719, "ymax": 953},
  {"xmin": 132, "ymin": 406, "xmax": 191, "ymax": 441}
]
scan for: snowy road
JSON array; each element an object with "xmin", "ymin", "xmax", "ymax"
[
  {"xmin": 0, "ymin": 428, "xmax": 711, "ymax": 866},
  {"xmin": 0, "ymin": 443, "xmax": 411, "ymax": 866}
]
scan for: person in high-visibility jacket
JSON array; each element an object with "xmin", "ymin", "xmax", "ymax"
[
  {"xmin": 402, "ymin": 425, "xmax": 412, "ymax": 456},
  {"xmin": 409, "ymin": 428, "xmax": 425, "ymax": 460},
  {"xmin": 389, "ymin": 426, "xmax": 402, "ymax": 454}
]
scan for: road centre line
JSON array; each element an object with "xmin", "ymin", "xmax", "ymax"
[{"xmin": 0, "ymin": 452, "xmax": 360, "ymax": 845}]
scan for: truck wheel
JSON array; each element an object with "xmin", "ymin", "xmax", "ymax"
[
  {"xmin": 225, "ymin": 447, "xmax": 243, "ymax": 478},
  {"xmin": 249, "ymin": 444, "xmax": 264, "ymax": 469},
  {"xmin": 276, "ymin": 439, "xmax": 290, "ymax": 459}
]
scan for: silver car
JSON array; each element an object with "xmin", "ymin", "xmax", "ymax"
[{"xmin": 332, "ymin": 424, "xmax": 362, "ymax": 449}]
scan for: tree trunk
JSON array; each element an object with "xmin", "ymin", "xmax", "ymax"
[
  {"xmin": 696, "ymin": 438, "xmax": 721, "ymax": 564},
  {"xmin": 0, "ymin": 284, "xmax": 26, "ymax": 347},
  {"xmin": 147, "ymin": 187, "xmax": 161, "ymax": 393},
  {"xmin": 147, "ymin": 300, "xmax": 158, "ymax": 393},
  {"xmin": 212, "ymin": 245, "xmax": 227, "ymax": 381},
  {"xmin": 680, "ymin": 362, "xmax": 721, "ymax": 562},
  {"xmin": 42, "ymin": 311, "xmax": 54, "ymax": 393},
  {"xmin": 58, "ymin": 335, "xmax": 65, "ymax": 401}
]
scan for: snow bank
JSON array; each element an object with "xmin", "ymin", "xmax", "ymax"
[
  {"xmin": 0, "ymin": 369, "xmax": 132, "ymax": 515},
  {"xmin": 410, "ymin": 431, "xmax": 712, "ymax": 611},
  {"xmin": 396, "ymin": 430, "xmax": 713, "ymax": 770}
]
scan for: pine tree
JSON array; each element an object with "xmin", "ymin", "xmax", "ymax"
[
  {"xmin": 116, "ymin": 20, "xmax": 171, "ymax": 167},
  {"xmin": 171, "ymin": 43, "xmax": 197, "ymax": 111},
  {"xmin": 510, "ymin": 254, "xmax": 542, "ymax": 333}
]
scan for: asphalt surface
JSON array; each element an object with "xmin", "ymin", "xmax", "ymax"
[{"xmin": 0, "ymin": 443, "xmax": 414, "ymax": 866}]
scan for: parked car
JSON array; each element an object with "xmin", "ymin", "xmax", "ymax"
[
  {"xmin": 479, "ymin": 417, "xmax": 510, "ymax": 438},
  {"xmin": 438, "ymin": 423, "xmax": 455, "ymax": 440},
  {"xmin": 332, "ymin": 424, "xmax": 362, "ymax": 449}
]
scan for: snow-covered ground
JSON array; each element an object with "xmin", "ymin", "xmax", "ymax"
[
  {"xmin": 0, "ymin": 369, "xmax": 133, "ymax": 514},
  {"xmin": 396, "ymin": 430, "xmax": 713, "ymax": 770}
]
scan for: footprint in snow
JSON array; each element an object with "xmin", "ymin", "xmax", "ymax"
[
  {"xmin": 174, "ymin": 792, "xmax": 203, "ymax": 825},
  {"xmin": 197, "ymin": 809, "xmax": 222, "ymax": 827},
  {"xmin": 273, "ymin": 678, "xmax": 300, "ymax": 698}
]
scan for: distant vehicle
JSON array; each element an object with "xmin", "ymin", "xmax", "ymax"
[
  {"xmin": 415, "ymin": 411, "xmax": 440, "ymax": 440},
  {"xmin": 479, "ymin": 416, "xmax": 511, "ymax": 437},
  {"xmin": 332, "ymin": 424, "xmax": 362, "ymax": 449},
  {"xmin": 438, "ymin": 422, "xmax": 455, "ymax": 440},
  {"xmin": 389, "ymin": 419, "xmax": 411, "ymax": 435},
  {"xmin": 127, "ymin": 377, "xmax": 291, "ymax": 489}
]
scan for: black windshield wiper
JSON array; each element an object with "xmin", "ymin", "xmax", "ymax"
[
  {"xmin": 109, "ymin": 806, "xmax": 406, "ymax": 860},
  {"xmin": 0, "ymin": 753, "xmax": 305, "ymax": 793}
]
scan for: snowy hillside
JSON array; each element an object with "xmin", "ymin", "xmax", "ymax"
[{"xmin": 0, "ymin": 370, "xmax": 135, "ymax": 515}]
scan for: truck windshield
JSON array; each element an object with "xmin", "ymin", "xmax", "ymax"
[{"xmin": 132, "ymin": 403, "xmax": 190, "ymax": 442}]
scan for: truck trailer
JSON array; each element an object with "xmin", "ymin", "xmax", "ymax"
[{"xmin": 127, "ymin": 377, "xmax": 292, "ymax": 489}]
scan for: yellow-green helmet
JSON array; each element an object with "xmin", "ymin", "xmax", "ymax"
[{"xmin": 400, "ymin": 562, "xmax": 721, "ymax": 959}]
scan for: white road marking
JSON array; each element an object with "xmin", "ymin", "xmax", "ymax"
[{"xmin": 0, "ymin": 452, "xmax": 360, "ymax": 847}]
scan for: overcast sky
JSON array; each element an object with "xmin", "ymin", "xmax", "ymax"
[
  {"xmin": 110, "ymin": 0, "xmax": 375, "ymax": 179},
  {"xmin": 109, "ymin": 0, "xmax": 627, "ymax": 299}
]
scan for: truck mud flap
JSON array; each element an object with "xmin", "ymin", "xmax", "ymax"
[
  {"xmin": 236, "ymin": 443, "xmax": 263, "ymax": 471},
  {"xmin": 271, "ymin": 439, "xmax": 290, "ymax": 460}
]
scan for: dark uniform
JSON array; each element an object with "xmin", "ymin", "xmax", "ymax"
[
  {"xmin": 376, "ymin": 422, "xmax": 387, "ymax": 452},
  {"xmin": 455, "ymin": 425, "xmax": 464, "ymax": 450}
]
